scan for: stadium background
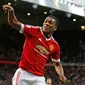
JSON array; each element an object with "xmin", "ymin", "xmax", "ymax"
[{"xmin": 0, "ymin": 0, "xmax": 85, "ymax": 85}]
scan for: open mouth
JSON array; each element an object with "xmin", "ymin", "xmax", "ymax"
[
  {"xmin": 44, "ymin": 25, "xmax": 49, "ymax": 30},
  {"xmin": 44, "ymin": 27, "xmax": 48, "ymax": 30}
]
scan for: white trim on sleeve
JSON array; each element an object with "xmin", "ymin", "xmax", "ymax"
[
  {"xmin": 19, "ymin": 23, "xmax": 24, "ymax": 33},
  {"xmin": 51, "ymin": 58, "xmax": 60, "ymax": 62}
]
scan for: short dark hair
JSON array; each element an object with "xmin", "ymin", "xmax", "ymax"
[{"xmin": 47, "ymin": 15, "xmax": 59, "ymax": 28}]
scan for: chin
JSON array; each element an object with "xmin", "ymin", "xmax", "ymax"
[
  {"xmin": 43, "ymin": 29, "xmax": 48, "ymax": 32},
  {"xmin": 43, "ymin": 30, "xmax": 49, "ymax": 33}
]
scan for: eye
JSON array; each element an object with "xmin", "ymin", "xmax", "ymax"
[
  {"xmin": 49, "ymin": 21, "xmax": 53, "ymax": 24},
  {"xmin": 44, "ymin": 20, "xmax": 47, "ymax": 23}
]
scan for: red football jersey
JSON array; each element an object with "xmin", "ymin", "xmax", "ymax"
[{"xmin": 19, "ymin": 24, "xmax": 60, "ymax": 76}]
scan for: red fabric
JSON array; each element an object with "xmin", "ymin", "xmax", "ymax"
[{"xmin": 19, "ymin": 25, "xmax": 60, "ymax": 76}]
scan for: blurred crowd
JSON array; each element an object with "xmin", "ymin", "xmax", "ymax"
[
  {"xmin": 0, "ymin": 38, "xmax": 85, "ymax": 63},
  {"xmin": 0, "ymin": 64, "xmax": 17, "ymax": 85},
  {"xmin": 60, "ymin": 39, "xmax": 85, "ymax": 63},
  {"xmin": 0, "ymin": 64, "xmax": 85, "ymax": 85},
  {"xmin": 0, "ymin": 38, "xmax": 85, "ymax": 85},
  {"xmin": 0, "ymin": 26, "xmax": 85, "ymax": 85},
  {"xmin": 0, "ymin": 44, "xmax": 21, "ymax": 61},
  {"xmin": 45, "ymin": 66, "xmax": 85, "ymax": 85}
]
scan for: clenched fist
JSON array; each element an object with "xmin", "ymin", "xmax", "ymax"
[{"xmin": 3, "ymin": 4, "xmax": 14, "ymax": 13}]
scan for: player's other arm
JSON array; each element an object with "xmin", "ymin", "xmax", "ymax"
[
  {"xmin": 52, "ymin": 43, "xmax": 67, "ymax": 83},
  {"xmin": 53, "ymin": 62, "xmax": 67, "ymax": 83},
  {"xmin": 3, "ymin": 4, "xmax": 21, "ymax": 31}
]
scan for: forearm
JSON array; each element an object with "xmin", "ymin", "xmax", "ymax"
[
  {"xmin": 8, "ymin": 11, "xmax": 17, "ymax": 24},
  {"xmin": 54, "ymin": 62, "xmax": 64, "ymax": 76},
  {"xmin": 7, "ymin": 10, "xmax": 21, "ymax": 30},
  {"xmin": 3, "ymin": 4, "xmax": 21, "ymax": 30}
]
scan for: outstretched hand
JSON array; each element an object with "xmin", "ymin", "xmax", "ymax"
[{"xmin": 3, "ymin": 4, "xmax": 14, "ymax": 13}]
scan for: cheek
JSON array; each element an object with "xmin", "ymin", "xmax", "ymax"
[
  {"xmin": 53, "ymin": 25, "xmax": 56, "ymax": 30},
  {"xmin": 50, "ymin": 25, "xmax": 55, "ymax": 30},
  {"xmin": 50, "ymin": 28, "xmax": 54, "ymax": 33}
]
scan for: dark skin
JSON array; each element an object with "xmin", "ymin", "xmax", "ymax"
[
  {"xmin": 42, "ymin": 17, "xmax": 57, "ymax": 38},
  {"xmin": 3, "ymin": 4, "xmax": 67, "ymax": 83},
  {"xmin": 3, "ymin": 4, "xmax": 57, "ymax": 39}
]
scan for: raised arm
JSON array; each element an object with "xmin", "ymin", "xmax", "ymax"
[{"xmin": 3, "ymin": 4, "xmax": 21, "ymax": 31}]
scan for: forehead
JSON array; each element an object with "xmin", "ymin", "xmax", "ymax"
[{"xmin": 45, "ymin": 16, "xmax": 56, "ymax": 22}]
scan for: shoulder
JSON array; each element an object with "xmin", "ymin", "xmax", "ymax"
[
  {"xmin": 25, "ymin": 24, "xmax": 40, "ymax": 29},
  {"xmin": 51, "ymin": 37, "xmax": 60, "ymax": 51},
  {"xmin": 51, "ymin": 37, "xmax": 60, "ymax": 46}
]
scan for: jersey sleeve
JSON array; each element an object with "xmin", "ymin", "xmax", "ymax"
[
  {"xmin": 50, "ymin": 43, "xmax": 60, "ymax": 62},
  {"xmin": 19, "ymin": 23, "xmax": 40, "ymax": 37}
]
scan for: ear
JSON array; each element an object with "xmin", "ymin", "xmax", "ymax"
[
  {"xmin": 54, "ymin": 29, "xmax": 56, "ymax": 31},
  {"xmin": 54, "ymin": 26, "xmax": 57, "ymax": 31}
]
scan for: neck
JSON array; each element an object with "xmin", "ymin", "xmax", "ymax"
[{"xmin": 43, "ymin": 32, "xmax": 52, "ymax": 39}]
